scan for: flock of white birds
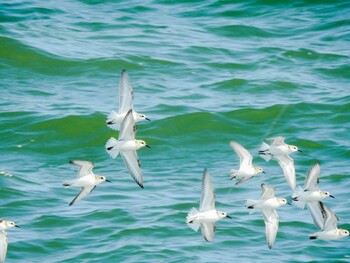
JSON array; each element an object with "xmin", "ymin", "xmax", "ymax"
[
  {"xmin": 1, "ymin": 70, "xmax": 348, "ymax": 262},
  {"xmin": 186, "ymin": 137, "xmax": 349, "ymax": 248}
]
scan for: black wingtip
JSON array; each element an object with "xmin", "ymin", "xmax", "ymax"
[
  {"xmin": 309, "ymin": 236, "xmax": 317, "ymax": 240},
  {"xmin": 135, "ymin": 180, "xmax": 144, "ymax": 189},
  {"xmin": 69, "ymin": 160, "xmax": 74, "ymax": 164},
  {"xmin": 204, "ymin": 237, "xmax": 211, "ymax": 242}
]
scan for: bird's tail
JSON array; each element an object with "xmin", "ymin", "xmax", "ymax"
[
  {"xmin": 258, "ymin": 142, "xmax": 272, "ymax": 162},
  {"xmin": 292, "ymin": 186, "xmax": 306, "ymax": 209},
  {"xmin": 106, "ymin": 111, "xmax": 121, "ymax": 131},
  {"xmin": 63, "ymin": 180, "xmax": 73, "ymax": 187},
  {"xmin": 309, "ymin": 234, "xmax": 318, "ymax": 240},
  {"xmin": 105, "ymin": 137, "xmax": 120, "ymax": 159},
  {"xmin": 186, "ymin": 207, "xmax": 200, "ymax": 232},
  {"xmin": 245, "ymin": 199, "xmax": 258, "ymax": 214}
]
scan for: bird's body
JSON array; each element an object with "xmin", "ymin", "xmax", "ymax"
[
  {"xmin": 247, "ymin": 197, "xmax": 286, "ymax": 211},
  {"xmin": 106, "ymin": 70, "xmax": 149, "ymax": 131},
  {"xmin": 187, "ymin": 208, "xmax": 226, "ymax": 224},
  {"xmin": 64, "ymin": 160, "xmax": 110, "ymax": 206},
  {"xmin": 106, "ymin": 109, "xmax": 149, "ymax": 188},
  {"xmin": 106, "ymin": 138, "xmax": 147, "ymax": 159},
  {"xmin": 246, "ymin": 183, "xmax": 288, "ymax": 249},
  {"xmin": 186, "ymin": 169, "xmax": 231, "ymax": 242},
  {"xmin": 229, "ymin": 141, "xmax": 264, "ymax": 185},
  {"xmin": 107, "ymin": 111, "xmax": 148, "ymax": 131},
  {"xmin": 295, "ymin": 190, "xmax": 331, "ymax": 202},
  {"xmin": 259, "ymin": 136, "xmax": 301, "ymax": 191}
]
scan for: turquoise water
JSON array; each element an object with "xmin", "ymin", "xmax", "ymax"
[{"xmin": 1, "ymin": 0, "xmax": 350, "ymax": 262}]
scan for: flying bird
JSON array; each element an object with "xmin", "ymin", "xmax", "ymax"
[
  {"xmin": 63, "ymin": 160, "xmax": 111, "ymax": 206},
  {"xmin": 186, "ymin": 169, "xmax": 231, "ymax": 242},
  {"xmin": 259, "ymin": 136, "xmax": 301, "ymax": 191},
  {"xmin": 309, "ymin": 202, "xmax": 349, "ymax": 240},
  {"xmin": 245, "ymin": 183, "xmax": 289, "ymax": 249},
  {"xmin": 292, "ymin": 162, "xmax": 334, "ymax": 230},
  {"xmin": 229, "ymin": 141, "xmax": 265, "ymax": 185}
]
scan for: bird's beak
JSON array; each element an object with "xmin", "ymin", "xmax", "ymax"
[
  {"xmin": 15, "ymin": 225, "xmax": 20, "ymax": 228},
  {"xmin": 105, "ymin": 179, "xmax": 111, "ymax": 183},
  {"xmin": 330, "ymin": 195, "xmax": 335, "ymax": 198},
  {"xmin": 287, "ymin": 202, "xmax": 292, "ymax": 206},
  {"xmin": 298, "ymin": 149, "xmax": 303, "ymax": 152},
  {"xmin": 145, "ymin": 118, "xmax": 151, "ymax": 121},
  {"xmin": 262, "ymin": 171, "xmax": 266, "ymax": 174},
  {"xmin": 226, "ymin": 215, "xmax": 232, "ymax": 219},
  {"xmin": 146, "ymin": 145, "xmax": 151, "ymax": 148}
]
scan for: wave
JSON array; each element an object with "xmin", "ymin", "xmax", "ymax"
[{"xmin": 0, "ymin": 36, "xmax": 162, "ymax": 76}]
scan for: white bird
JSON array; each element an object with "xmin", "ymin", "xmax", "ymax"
[
  {"xmin": 106, "ymin": 109, "xmax": 150, "ymax": 188},
  {"xmin": 258, "ymin": 136, "xmax": 301, "ymax": 191},
  {"xmin": 63, "ymin": 160, "xmax": 111, "ymax": 206},
  {"xmin": 186, "ymin": 169, "xmax": 231, "ymax": 242},
  {"xmin": 245, "ymin": 183, "xmax": 289, "ymax": 249},
  {"xmin": 292, "ymin": 162, "xmax": 334, "ymax": 229},
  {"xmin": 229, "ymin": 141, "xmax": 265, "ymax": 185},
  {"xmin": 309, "ymin": 202, "xmax": 349, "ymax": 240},
  {"xmin": 106, "ymin": 69, "xmax": 149, "ymax": 131},
  {"xmin": 0, "ymin": 219, "xmax": 19, "ymax": 263}
]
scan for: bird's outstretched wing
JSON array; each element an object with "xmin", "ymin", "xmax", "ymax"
[
  {"xmin": 200, "ymin": 169, "xmax": 215, "ymax": 212},
  {"xmin": 261, "ymin": 183, "xmax": 275, "ymax": 199},
  {"xmin": 119, "ymin": 70, "xmax": 134, "ymax": 113},
  {"xmin": 304, "ymin": 162, "xmax": 320, "ymax": 191},
  {"xmin": 0, "ymin": 231, "xmax": 8, "ymax": 263},
  {"xmin": 70, "ymin": 160, "xmax": 94, "ymax": 178},
  {"xmin": 119, "ymin": 109, "xmax": 136, "ymax": 140},
  {"xmin": 275, "ymin": 155, "xmax": 296, "ymax": 191},
  {"xmin": 201, "ymin": 222, "xmax": 216, "ymax": 242},
  {"xmin": 230, "ymin": 141, "xmax": 253, "ymax": 168},
  {"xmin": 306, "ymin": 201, "xmax": 325, "ymax": 230},
  {"xmin": 121, "ymin": 151, "xmax": 144, "ymax": 188},
  {"xmin": 69, "ymin": 186, "xmax": 96, "ymax": 206}
]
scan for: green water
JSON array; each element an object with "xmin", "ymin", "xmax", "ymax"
[{"xmin": 1, "ymin": 0, "xmax": 350, "ymax": 262}]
